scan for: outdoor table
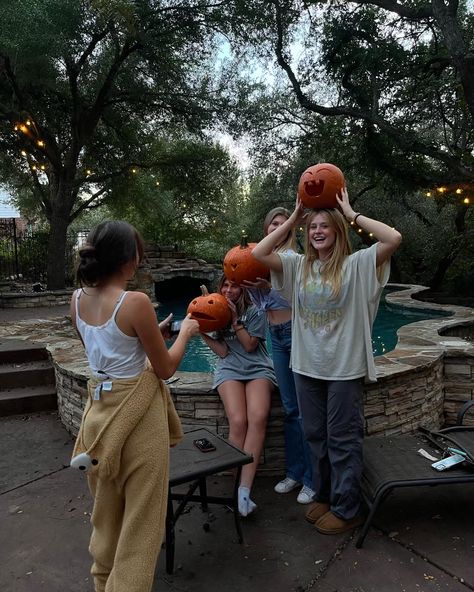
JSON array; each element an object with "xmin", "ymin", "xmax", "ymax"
[{"xmin": 165, "ymin": 428, "xmax": 253, "ymax": 574}]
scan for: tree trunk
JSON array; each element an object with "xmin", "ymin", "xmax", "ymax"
[
  {"xmin": 45, "ymin": 173, "xmax": 77, "ymax": 290},
  {"xmin": 46, "ymin": 213, "xmax": 70, "ymax": 290}
]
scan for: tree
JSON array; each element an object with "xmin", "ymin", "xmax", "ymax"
[
  {"xmin": 108, "ymin": 138, "xmax": 247, "ymax": 257},
  {"xmin": 226, "ymin": 0, "xmax": 474, "ymax": 292},
  {"xmin": 0, "ymin": 0, "xmax": 234, "ymax": 288}
]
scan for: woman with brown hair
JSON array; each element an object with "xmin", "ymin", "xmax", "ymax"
[{"xmin": 200, "ymin": 275, "xmax": 276, "ymax": 517}]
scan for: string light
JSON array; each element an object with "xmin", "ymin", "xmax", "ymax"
[
  {"xmin": 423, "ymin": 184, "xmax": 472, "ymax": 207},
  {"xmin": 21, "ymin": 150, "xmax": 27, "ymax": 157},
  {"xmin": 86, "ymin": 169, "xmax": 92, "ymax": 176},
  {"xmin": 37, "ymin": 140, "xmax": 45, "ymax": 147}
]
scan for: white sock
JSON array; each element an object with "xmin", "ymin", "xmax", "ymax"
[{"xmin": 238, "ymin": 486, "xmax": 251, "ymax": 517}]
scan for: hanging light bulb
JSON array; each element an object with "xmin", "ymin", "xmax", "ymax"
[
  {"xmin": 456, "ymin": 188, "xmax": 462, "ymax": 194},
  {"xmin": 37, "ymin": 140, "xmax": 45, "ymax": 147},
  {"xmin": 426, "ymin": 192, "xmax": 432, "ymax": 197},
  {"xmin": 463, "ymin": 197, "xmax": 470, "ymax": 204},
  {"xmin": 21, "ymin": 150, "xmax": 27, "ymax": 157}
]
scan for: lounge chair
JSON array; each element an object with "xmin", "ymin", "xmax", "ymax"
[{"xmin": 357, "ymin": 400, "xmax": 474, "ymax": 548}]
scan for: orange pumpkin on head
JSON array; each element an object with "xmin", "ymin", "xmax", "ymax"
[
  {"xmin": 298, "ymin": 163, "xmax": 345, "ymax": 209},
  {"xmin": 187, "ymin": 285, "xmax": 231, "ymax": 333},
  {"xmin": 223, "ymin": 234, "xmax": 269, "ymax": 284}
]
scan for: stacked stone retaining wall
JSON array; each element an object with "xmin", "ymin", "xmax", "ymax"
[{"xmin": 1, "ymin": 284, "xmax": 474, "ymax": 475}]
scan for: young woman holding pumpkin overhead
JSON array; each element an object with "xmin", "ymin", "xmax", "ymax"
[
  {"xmin": 200, "ymin": 275, "xmax": 277, "ymax": 517},
  {"xmin": 243, "ymin": 207, "xmax": 314, "ymax": 505},
  {"xmin": 252, "ymin": 188, "xmax": 402, "ymax": 535}
]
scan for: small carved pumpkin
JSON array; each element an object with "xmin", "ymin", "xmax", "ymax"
[
  {"xmin": 298, "ymin": 163, "xmax": 345, "ymax": 209},
  {"xmin": 187, "ymin": 285, "xmax": 231, "ymax": 333},
  {"xmin": 223, "ymin": 235, "xmax": 269, "ymax": 284}
]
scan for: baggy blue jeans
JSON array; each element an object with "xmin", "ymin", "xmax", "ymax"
[
  {"xmin": 269, "ymin": 320, "xmax": 313, "ymax": 489},
  {"xmin": 293, "ymin": 372, "xmax": 364, "ymax": 520}
]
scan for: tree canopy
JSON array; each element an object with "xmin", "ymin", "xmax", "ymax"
[{"xmin": 0, "ymin": 0, "xmax": 237, "ymax": 287}]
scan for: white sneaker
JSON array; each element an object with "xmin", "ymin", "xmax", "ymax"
[
  {"xmin": 274, "ymin": 477, "xmax": 300, "ymax": 494},
  {"xmin": 297, "ymin": 485, "xmax": 316, "ymax": 504}
]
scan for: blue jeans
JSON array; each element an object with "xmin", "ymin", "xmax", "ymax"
[
  {"xmin": 293, "ymin": 373, "xmax": 364, "ymax": 520},
  {"xmin": 270, "ymin": 320, "xmax": 313, "ymax": 489}
]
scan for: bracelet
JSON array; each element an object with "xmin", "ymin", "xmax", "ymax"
[
  {"xmin": 353, "ymin": 213, "xmax": 362, "ymax": 225},
  {"xmin": 234, "ymin": 325, "xmax": 244, "ymax": 332}
]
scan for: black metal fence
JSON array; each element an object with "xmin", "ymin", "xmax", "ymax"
[{"xmin": 0, "ymin": 220, "xmax": 88, "ymax": 286}]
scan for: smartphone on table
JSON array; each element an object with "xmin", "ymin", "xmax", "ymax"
[{"xmin": 193, "ymin": 438, "xmax": 216, "ymax": 453}]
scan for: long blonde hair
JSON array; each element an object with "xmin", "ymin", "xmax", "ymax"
[
  {"xmin": 263, "ymin": 207, "xmax": 296, "ymax": 253},
  {"xmin": 303, "ymin": 209, "xmax": 352, "ymax": 298}
]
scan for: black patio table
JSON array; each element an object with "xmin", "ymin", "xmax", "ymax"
[{"xmin": 165, "ymin": 427, "xmax": 253, "ymax": 574}]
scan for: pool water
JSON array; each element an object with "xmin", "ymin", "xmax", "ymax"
[{"xmin": 158, "ymin": 292, "xmax": 449, "ymax": 373}]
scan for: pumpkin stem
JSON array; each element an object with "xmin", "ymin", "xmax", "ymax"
[
  {"xmin": 240, "ymin": 232, "xmax": 249, "ymax": 248},
  {"xmin": 200, "ymin": 284, "xmax": 209, "ymax": 296}
]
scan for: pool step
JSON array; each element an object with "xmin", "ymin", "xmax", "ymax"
[{"xmin": 0, "ymin": 339, "xmax": 57, "ymax": 416}]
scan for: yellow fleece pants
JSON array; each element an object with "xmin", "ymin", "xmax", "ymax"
[{"xmin": 85, "ymin": 387, "xmax": 170, "ymax": 592}]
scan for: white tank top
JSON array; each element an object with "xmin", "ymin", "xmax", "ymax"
[{"xmin": 75, "ymin": 289, "xmax": 147, "ymax": 379}]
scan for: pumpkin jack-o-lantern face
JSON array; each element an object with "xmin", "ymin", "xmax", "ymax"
[
  {"xmin": 298, "ymin": 163, "xmax": 345, "ymax": 209},
  {"xmin": 223, "ymin": 235, "xmax": 269, "ymax": 284},
  {"xmin": 187, "ymin": 286, "xmax": 232, "ymax": 333}
]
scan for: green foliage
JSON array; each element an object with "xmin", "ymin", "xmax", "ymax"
[
  {"xmin": 107, "ymin": 138, "xmax": 247, "ymax": 254},
  {"xmin": 0, "ymin": 0, "xmax": 239, "ymax": 287}
]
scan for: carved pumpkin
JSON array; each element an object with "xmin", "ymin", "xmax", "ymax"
[
  {"xmin": 298, "ymin": 163, "xmax": 345, "ymax": 209},
  {"xmin": 223, "ymin": 235, "xmax": 269, "ymax": 284},
  {"xmin": 187, "ymin": 285, "xmax": 231, "ymax": 333}
]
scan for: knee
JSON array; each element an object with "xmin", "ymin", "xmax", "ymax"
[
  {"xmin": 229, "ymin": 414, "xmax": 248, "ymax": 436},
  {"xmin": 248, "ymin": 412, "xmax": 268, "ymax": 432}
]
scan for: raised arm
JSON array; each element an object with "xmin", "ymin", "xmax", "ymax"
[
  {"xmin": 252, "ymin": 199, "xmax": 305, "ymax": 271},
  {"xmin": 336, "ymin": 188, "xmax": 402, "ymax": 266}
]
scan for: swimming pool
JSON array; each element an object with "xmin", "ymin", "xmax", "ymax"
[{"xmin": 158, "ymin": 291, "xmax": 449, "ymax": 373}]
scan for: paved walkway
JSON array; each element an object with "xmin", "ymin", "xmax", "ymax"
[
  {"xmin": 1, "ymin": 410, "xmax": 474, "ymax": 592},
  {"xmin": 1, "ymin": 304, "xmax": 474, "ymax": 591}
]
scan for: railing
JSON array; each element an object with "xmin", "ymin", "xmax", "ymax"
[{"xmin": 0, "ymin": 220, "xmax": 88, "ymax": 285}]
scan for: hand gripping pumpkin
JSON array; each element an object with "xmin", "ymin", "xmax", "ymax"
[
  {"xmin": 223, "ymin": 234, "xmax": 269, "ymax": 284},
  {"xmin": 298, "ymin": 163, "xmax": 345, "ymax": 209},
  {"xmin": 187, "ymin": 285, "xmax": 231, "ymax": 333}
]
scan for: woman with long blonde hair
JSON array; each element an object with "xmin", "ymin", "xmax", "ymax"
[{"xmin": 253, "ymin": 187, "xmax": 402, "ymax": 535}]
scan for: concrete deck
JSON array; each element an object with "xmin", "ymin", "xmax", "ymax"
[{"xmin": 1, "ymin": 410, "xmax": 474, "ymax": 592}]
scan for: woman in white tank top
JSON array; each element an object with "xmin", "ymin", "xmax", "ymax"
[{"xmin": 70, "ymin": 220, "xmax": 199, "ymax": 592}]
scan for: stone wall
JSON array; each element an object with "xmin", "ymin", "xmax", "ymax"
[
  {"xmin": 2, "ymin": 283, "xmax": 474, "ymax": 475},
  {"xmin": 443, "ymin": 350, "xmax": 474, "ymax": 426},
  {"xmin": 0, "ymin": 289, "xmax": 73, "ymax": 308}
]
